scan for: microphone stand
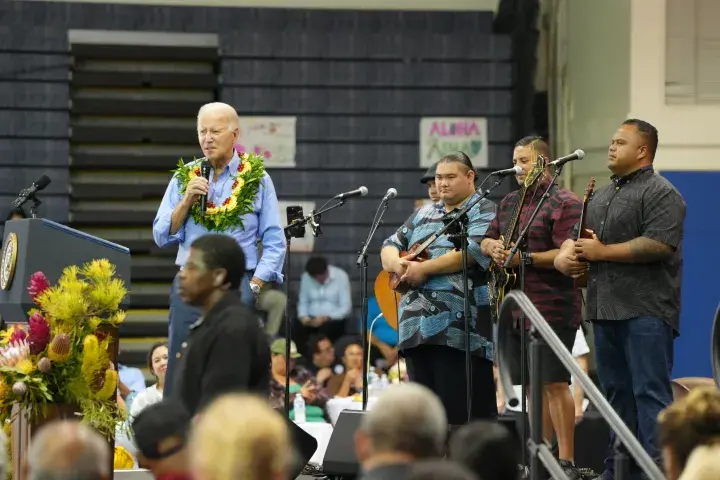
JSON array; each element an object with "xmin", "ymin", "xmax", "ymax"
[
  {"xmin": 281, "ymin": 198, "xmax": 347, "ymax": 415},
  {"xmin": 503, "ymin": 164, "xmax": 565, "ymax": 475},
  {"xmin": 28, "ymin": 194, "xmax": 41, "ymax": 219},
  {"xmin": 357, "ymin": 195, "xmax": 392, "ymax": 410},
  {"xmin": 416, "ymin": 174, "xmax": 509, "ymax": 421}
]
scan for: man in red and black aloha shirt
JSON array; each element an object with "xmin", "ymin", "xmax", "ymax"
[{"xmin": 480, "ymin": 136, "xmax": 583, "ymax": 480}]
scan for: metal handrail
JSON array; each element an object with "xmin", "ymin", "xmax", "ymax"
[
  {"xmin": 496, "ymin": 291, "xmax": 664, "ymax": 480},
  {"xmin": 712, "ymin": 303, "xmax": 720, "ymax": 388}
]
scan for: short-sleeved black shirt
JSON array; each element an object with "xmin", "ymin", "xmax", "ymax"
[{"xmin": 585, "ymin": 166, "xmax": 685, "ymax": 332}]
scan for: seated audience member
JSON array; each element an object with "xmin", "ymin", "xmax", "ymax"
[
  {"xmin": 190, "ymin": 393, "xmax": 292, "ymax": 480},
  {"xmin": 304, "ymin": 334, "xmax": 337, "ymax": 385},
  {"xmin": 132, "ymin": 399, "xmax": 192, "ymax": 480},
  {"xmin": 659, "ymin": 386, "xmax": 720, "ymax": 480},
  {"xmin": 363, "ymin": 296, "xmax": 399, "ymax": 368},
  {"xmin": 327, "ymin": 341, "xmax": 366, "ymax": 397},
  {"xmin": 355, "ymin": 383, "xmax": 447, "ymax": 480},
  {"xmin": 449, "ymin": 421, "xmax": 520, "ymax": 480},
  {"xmin": 117, "ymin": 357, "xmax": 147, "ymax": 410},
  {"xmin": 21, "ymin": 420, "xmax": 111, "ymax": 480},
  {"xmin": 406, "ymin": 460, "xmax": 478, "ymax": 480},
  {"xmin": 129, "ymin": 341, "xmax": 167, "ymax": 420},
  {"xmin": 269, "ymin": 338, "xmax": 329, "ymax": 422},
  {"xmin": 678, "ymin": 445, "xmax": 720, "ymax": 480},
  {"xmin": 295, "ymin": 256, "xmax": 352, "ymax": 353},
  {"xmin": 5, "ymin": 207, "xmax": 26, "ymax": 221}
]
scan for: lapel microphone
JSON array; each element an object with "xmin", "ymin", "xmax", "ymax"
[{"xmin": 200, "ymin": 161, "xmax": 211, "ymax": 217}]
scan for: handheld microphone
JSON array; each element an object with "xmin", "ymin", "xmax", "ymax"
[
  {"xmin": 12, "ymin": 175, "xmax": 51, "ymax": 208},
  {"xmin": 490, "ymin": 166, "xmax": 523, "ymax": 177},
  {"xmin": 334, "ymin": 186, "xmax": 368, "ymax": 200},
  {"xmin": 382, "ymin": 188, "xmax": 397, "ymax": 202},
  {"xmin": 200, "ymin": 161, "xmax": 211, "ymax": 217},
  {"xmin": 549, "ymin": 149, "xmax": 585, "ymax": 168}
]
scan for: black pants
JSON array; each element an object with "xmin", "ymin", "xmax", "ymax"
[{"xmin": 405, "ymin": 344, "xmax": 497, "ymax": 426}]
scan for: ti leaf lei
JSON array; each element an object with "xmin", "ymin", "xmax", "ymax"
[{"xmin": 172, "ymin": 152, "xmax": 265, "ymax": 232}]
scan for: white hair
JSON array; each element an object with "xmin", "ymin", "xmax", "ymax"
[
  {"xmin": 360, "ymin": 383, "xmax": 447, "ymax": 458},
  {"xmin": 197, "ymin": 102, "xmax": 239, "ymax": 131},
  {"xmin": 27, "ymin": 420, "xmax": 110, "ymax": 480}
]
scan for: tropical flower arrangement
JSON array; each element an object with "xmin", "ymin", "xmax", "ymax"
[
  {"xmin": 172, "ymin": 151, "xmax": 266, "ymax": 232},
  {"xmin": 0, "ymin": 258, "xmax": 127, "ymax": 468}
]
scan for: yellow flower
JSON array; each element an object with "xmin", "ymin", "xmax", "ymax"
[
  {"xmin": 114, "ymin": 446, "xmax": 135, "ymax": 469},
  {"xmin": 81, "ymin": 259, "xmax": 115, "ymax": 283},
  {"xmin": 94, "ymin": 369, "xmax": 117, "ymax": 400},
  {"xmin": 206, "ymin": 206, "xmax": 220, "ymax": 215},
  {"xmin": 220, "ymin": 196, "xmax": 238, "ymax": 212},
  {"xmin": 231, "ymin": 177, "xmax": 245, "ymax": 195},
  {"xmin": 16, "ymin": 359, "xmax": 34, "ymax": 375},
  {"xmin": 0, "ymin": 378, "xmax": 9, "ymax": 401}
]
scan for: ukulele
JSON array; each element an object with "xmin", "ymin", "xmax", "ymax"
[{"xmin": 573, "ymin": 177, "xmax": 595, "ymax": 288}]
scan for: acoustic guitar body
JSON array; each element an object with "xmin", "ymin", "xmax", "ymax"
[
  {"xmin": 375, "ymin": 271, "xmax": 400, "ymax": 331},
  {"xmin": 388, "ymin": 245, "xmax": 430, "ymax": 294}
]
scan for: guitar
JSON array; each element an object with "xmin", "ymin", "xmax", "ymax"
[
  {"xmin": 373, "ymin": 236, "xmax": 436, "ymax": 332},
  {"xmin": 487, "ymin": 154, "xmax": 547, "ymax": 319},
  {"xmin": 573, "ymin": 177, "xmax": 595, "ymax": 288}
]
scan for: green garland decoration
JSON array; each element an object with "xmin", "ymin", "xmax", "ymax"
[{"xmin": 172, "ymin": 152, "xmax": 266, "ymax": 232}]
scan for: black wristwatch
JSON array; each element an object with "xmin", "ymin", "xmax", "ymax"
[{"xmin": 522, "ymin": 252, "xmax": 534, "ymax": 266}]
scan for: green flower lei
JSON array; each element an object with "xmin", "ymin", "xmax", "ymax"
[{"xmin": 171, "ymin": 152, "xmax": 266, "ymax": 232}]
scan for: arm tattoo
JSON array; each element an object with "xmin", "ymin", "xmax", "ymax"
[{"xmin": 628, "ymin": 236, "xmax": 673, "ymax": 262}]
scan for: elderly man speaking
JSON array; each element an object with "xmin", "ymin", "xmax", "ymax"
[{"xmin": 153, "ymin": 102, "xmax": 286, "ymax": 395}]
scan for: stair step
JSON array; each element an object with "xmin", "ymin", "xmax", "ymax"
[
  {"xmin": 129, "ymin": 283, "xmax": 172, "ymax": 309},
  {"xmin": 121, "ymin": 309, "xmax": 169, "ymax": 338}
]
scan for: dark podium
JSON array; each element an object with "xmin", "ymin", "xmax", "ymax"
[
  {"xmin": 0, "ymin": 218, "xmax": 130, "ymax": 478},
  {"xmin": 0, "ymin": 218, "xmax": 131, "ymax": 322}
]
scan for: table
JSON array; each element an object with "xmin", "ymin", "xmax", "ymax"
[
  {"xmin": 326, "ymin": 397, "xmax": 377, "ymax": 426},
  {"xmin": 296, "ymin": 421, "xmax": 334, "ymax": 465}
]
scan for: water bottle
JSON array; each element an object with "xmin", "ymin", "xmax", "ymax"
[
  {"xmin": 369, "ymin": 372, "xmax": 382, "ymax": 399},
  {"xmin": 293, "ymin": 393, "xmax": 306, "ymax": 423},
  {"xmin": 379, "ymin": 373, "xmax": 390, "ymax": 391}
]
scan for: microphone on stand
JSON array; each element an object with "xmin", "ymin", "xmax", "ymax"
[
  {"xmin": 549, "ymin": 149, "xmax": 585, "ymax": 168},
  {"xmin": 382, "ymin": 188, "xmax": 397, "ymax": 202},
  {"xmin": 12, "ymin": 175, "xmax": 51, "ymax": 208},
  {"xmin": 490, "ymin": 166, "xmax": 523, "ymax": 177},
  {"xmin": 200, "ymin": 161, "xmax": 211, "ymax": 217},
  {"xmin": 334, "ymin": 186, "xmax": 368, "ymax": 200}
]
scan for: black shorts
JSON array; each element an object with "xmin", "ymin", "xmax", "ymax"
[{"xmin": 507, "ymin": 324, "xmax": 578, "ymax": 385}]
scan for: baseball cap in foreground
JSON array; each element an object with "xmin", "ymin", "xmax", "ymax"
[
  {"xmin": 271, "ymin": 338, "xmax": 302, "ymax": 358},
  {"xmin": 132, "ymin": 399, "xmax": 190, "ymax": 460}
]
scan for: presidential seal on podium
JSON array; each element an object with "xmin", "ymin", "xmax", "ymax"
[{"xmin": 0, "ymin": 232, "xmax": 18, "ymax": 290}]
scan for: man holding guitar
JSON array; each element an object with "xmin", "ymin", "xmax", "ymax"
[
  {"xmin": 555, "ymin": 119, "xmax": 685, "ymax": 480},
  {"xmin": 380, "ymin": 152, "xmax": 498, "ymax": 426},
  {"xmin": 480, "ymin": 136, "xmax": 583, "ymax": 480}
]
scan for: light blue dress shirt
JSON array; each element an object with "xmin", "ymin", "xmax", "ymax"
[
  {"xmin": 118, "ymin": 364, "xmax": 147, "ymax": 393},
  {"xmin": 297, "ymin": 265, "xmax": 352, "ymax": 320},
  {"xmin": 152, "ymin": 151, "xmax": 286, "ymax": 283}
]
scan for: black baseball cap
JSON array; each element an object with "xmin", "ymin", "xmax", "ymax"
[
  {"xmin": 420, "ymin": 162, "xmax": 438, "ymax": 184},
  {"xmin": 132, "ymin": 399, "xmax": 191, "ymax": 460}
]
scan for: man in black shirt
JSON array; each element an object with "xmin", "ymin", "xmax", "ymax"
[
  {"xmin": 555, "ymin": 119, "xmax": 685, "ymax": 479},
  {"xmin": 172, "ymin": 234, "xmax": 270, "ymax": 416}
]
